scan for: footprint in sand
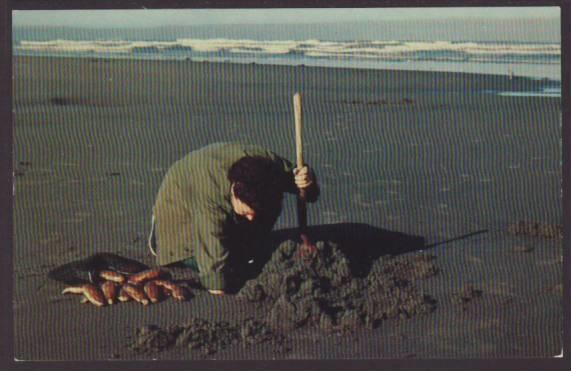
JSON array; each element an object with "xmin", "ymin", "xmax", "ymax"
[
  {"xmin": 466, "ymin": 255, "xmax": 484, "ymax": 264},
  {"xmin": 64, "ymin": 211, "xmax": 92, "ymax": 224},
  {"xmin": 60, "ymin": 162, "xmax": 80, "ymax": 167},
  {"xmin": 38, "ymin": 235, "xmax": 63, "ymax": 246},
  {"xmin": 512, "ymin": 245, "xmax": 534, "ymax": 253},
  {"xmin": 386, "ymin": 214, "xmax": 402, "ymax": 221},
  {"xmin": 322, "ymin": 210, "xmax": 344, "ymax": 223}
]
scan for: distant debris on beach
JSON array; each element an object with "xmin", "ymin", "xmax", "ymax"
[
  {"xmin": 507, "ymin": 221, "xmax": 563, "ymax": 240},
  {"xmin": 342, "ymin": 98, "xmax": 415, "ymax": 106}
]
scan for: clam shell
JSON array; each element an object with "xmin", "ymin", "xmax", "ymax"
[
  {"xmin": 82, "ymin": 283, "xmax": 106, "ymax": 307},
  {"xmin": 62, "ymin": 286, "xmax": 84, "ymax": 295},
  {"xmin": 170, "ymin": 285, "xmax": 189, "ymax": 301},
  {"xmin": 117, "ymin": 286, "xmax": 131, "ymax": 302},
  {"xmin": 154, "ymin": 280, "xmax": 189, "ymax": 301},
  {"xmin": 99, "ymin": 270, "xmax": 126, "ymax": 284},
  {"xmin": 101, "ymin": 281, "xmax": 118, "ymax": 304},
  {"xmin": 122, "ymin": 284, "xmax": 149, "ymax": 305},
  {"xmin": 127, "ymin": 268, "xmax": 164, "ymax": 285},
  {"xmin": 143, "ymin": 281, "xmax": 161, "ymax": 303}
]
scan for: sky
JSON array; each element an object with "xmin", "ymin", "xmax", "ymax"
[{"xmin": 12, "ymin": 7, "xmax": 560, "ymax": 27}]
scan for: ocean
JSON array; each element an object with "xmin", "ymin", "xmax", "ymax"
[{"xmin": 12, "ymin": 19, "xmax": 562, "ymax": 95}]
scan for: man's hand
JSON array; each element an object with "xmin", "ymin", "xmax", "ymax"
[
  {"xmin": 208, "ymin": 289, "xmax": 225, "ymax": 296},
  {"xmin": 294, "ymin": 166, "xmax": 314, "ymax": 190}
]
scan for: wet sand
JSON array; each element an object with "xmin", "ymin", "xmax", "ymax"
[{"xmin": 12, "ymin": 56, "xmax": 562, "ymax": 360}]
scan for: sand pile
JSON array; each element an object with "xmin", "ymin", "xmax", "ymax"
[
  {"xmin": 507, "ymin": 221, "xmax": 563, "ymax": 239},
  {"xmin": 130, "ymin": 318, "xmax": 289, "ymax": 355},
  {"xmin": 129, "ymin": 240, "xmax": 438, "ymax": 355},
  {"xmin": 239, "ymin": 240, "xmax": 438, "ymax": 332}
]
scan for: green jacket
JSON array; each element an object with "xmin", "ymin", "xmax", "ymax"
[{"xmin": 152, "ymin": 142, "xmax": 315, "ymax": 290}]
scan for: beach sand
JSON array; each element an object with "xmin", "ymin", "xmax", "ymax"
[{"xmin": 12, "ymin": 56, "xmax": 562, "ymax": 360}]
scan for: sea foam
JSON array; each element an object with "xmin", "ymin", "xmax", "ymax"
[{"xmin": 16, "ymin": 38, "xmax": 560, "ymax": 64}]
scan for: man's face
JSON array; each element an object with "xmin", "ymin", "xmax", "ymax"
[{"xmin": 230, "ymin": 186, "xmax": 256, "ymax": 222}]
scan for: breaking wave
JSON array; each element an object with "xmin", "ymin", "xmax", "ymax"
[{"xmin": 16, "ymin": 38, "xmax": 561, "ymax": 64}]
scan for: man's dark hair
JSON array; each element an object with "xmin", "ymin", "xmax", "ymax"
[{"xmin": 228, "ymin": 156, "xmax": 285, "ymax": 215}]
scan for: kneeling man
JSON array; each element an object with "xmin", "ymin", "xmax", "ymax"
[{"xmin": 148, "ymin": 142, "xmax": 319, "ymax": 295}]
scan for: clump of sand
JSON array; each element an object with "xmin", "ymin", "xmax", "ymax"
[
  {"xmin": 452, "ymin": 285, "xmax": 483, "ymax": 310},
  {"xmin": 239, "ymin": 240, "xmax": 438, "ymax": 332},
  {"xmin": 507, "ymin": 221, "xmax": 562, "ymax": 239},
  {"xmin": 129, "ymin": 324, "xmax": 180, "ymax": 354}
]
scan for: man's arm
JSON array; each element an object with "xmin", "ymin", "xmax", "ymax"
[{"xmin": 192, "ymin": 210, "xmax": 230, "ymax": 293}]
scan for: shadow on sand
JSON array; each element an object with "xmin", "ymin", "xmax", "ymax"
[{"xmin": 222, "ymin": 223, "xmax": 425, "ymax": 293}]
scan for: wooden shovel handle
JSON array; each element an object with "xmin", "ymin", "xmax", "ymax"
[{"xmin": 293, "ymin": 92, "xmax": 306, "ymax": 200}]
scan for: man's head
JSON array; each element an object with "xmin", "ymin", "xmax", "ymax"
[{"xmin": 228, "ymin": 156, "xmax": 284, "ymax": 222}]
